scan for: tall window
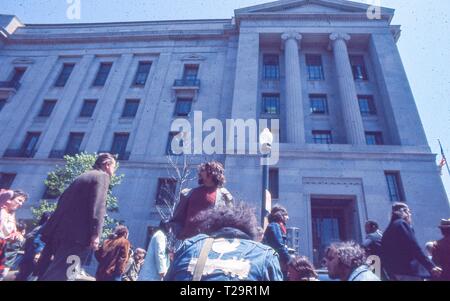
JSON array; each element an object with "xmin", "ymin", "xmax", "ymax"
[
  {"xmin": 155, "ymin": 178, "xmax": 177, "ymax": 206},
  {"xmin": 20, "ymin": 132, "xmax": 41, "ymax": 157},
  {"xmin": 306, "ymin": 54, "xmax": 325, "ymax": 80},
  {"xmin": 312, "ymin": 130, "xmax": 332, "ymax": 144},
  {"xmin": 10, "ymin": 68, "xmax": 26, "ymax": 83},
  {"xmin": 263, "ymin": 54, "xmax": 280, "ymax": 80},
  {"xmin": 269, "ymin": 168, "xmax": 279, "ymax": 200},
  {"xmin": 0, "ymin": 99, "xmax": 6, "ymax": 112},
  {"xmin": 122, "ymin": 99, "xmax": 140, "ymax": 118},
  {"xmin": 310, "ymin": 94, "xmax": 328, "ymax": 115},
  {"xmin": 93, "ymin": 62, "xmax": 113, "ymax": 87},
  {"xmin": 79, "ymin": 99, "xmax": 97, "ymax": 117},
  {"xmin": 385, "ymin": 171, "xmax": 404, "ymax": 202},
  {"xmin": 65, "ymin": 132, "xmax": 84, "ymax": 156},
  {"xmin": 0, "ymin": 173, "xmax": 16, "ymax": 189},
  {"xmin": 358, "ymin": 95, "xmax": 376, "ymax": 116},
  {"xmin": 183, "ymin": 65, "xmax": 199, "ymax": 82},
  {"xmin": 55, "ymin": 63, "xmax": 75, "ymax": 87},
  {"xmin": 110, "ymin": 133, "xmax": 129, "ymax": 160},
  {"xmin": 365, "ymin": 132, "xmax": 383, "ymax": 145},
  {"xmin": 175, "ymin": 98, "xmax": 193, "ymax": 117},
  {"xmin": 262, "ymin": 94, "xmax": 280, "ymax": 115},
  {"xmin": 38, "ymin": 100, "xmax": 57, "ymax": 117},
  {"xmin": 133, "ymin": 61, "xmax": 152, "ymax": 86},
  {"xmin": 350, "ymin": 55, "xmax": 368, "ymax": 80}
]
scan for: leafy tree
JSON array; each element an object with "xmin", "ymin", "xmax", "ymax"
[{"xmin": 31, "ymin": 152, "xmax": 124, "ymax": 238}]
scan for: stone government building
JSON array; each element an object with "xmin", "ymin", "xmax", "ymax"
[{"xmin": 0, "ymin": 0, "xmax": 449, "ymax": 265}]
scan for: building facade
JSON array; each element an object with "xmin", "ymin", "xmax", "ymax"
[{"xmin": 0, "ymin": 0, "xmax": 448, "ymax": 265}]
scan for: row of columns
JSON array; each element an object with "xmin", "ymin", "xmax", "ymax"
[{"xmin": 282, "ymin": 31, "xmax": 366, "ymax": 145}]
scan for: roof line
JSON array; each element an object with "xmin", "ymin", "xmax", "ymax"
[{"xmin": 22, "ymin": 18, "xmax": 232, "ymax": 27}]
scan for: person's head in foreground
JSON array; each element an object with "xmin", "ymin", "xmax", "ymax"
[
  {"xmin": 111, "ymin": 225, "xmax": 129, "ymax": 240},
  {"xmin": 287, "ymin": 256, "xmax": 318, "ymax": 281},
  {"xmin": 268, "ymin": 205, "xmax": 289, "ymax": 225},
  {"xmin": 439, "ymin": 218, "xmax": 450, "ymax": 237},
  {"xmin": 391, "ymin": 202, "xmax": 412, "ymax": 225},
  {"xmin": 324, "ymin": 241, "xmax": 379, "ymax": 281},
  {"xmin": 165, "ymin": 203, "xmax": 284, "ymax": 281},
  {"xmin": 365, "ymin": 220, "xmax": 379, "ymax": 235},
  {"xmin": 134, "ymin": 248, "xmax": 146, "ymax": 262},
  {"xmin": 3, "ymin": 190, "xmax": 28, "ymax": 213},
  {"xmin": 197, "ymin": 161, "xmax": 225, "ymax": 188},
  {"xmin": 159, "ymin": 219, "xmax": 172, "ymax": 235},
  {"xmin": 93, "ymin": 153, "xmax": 117, "ymax": 177}
]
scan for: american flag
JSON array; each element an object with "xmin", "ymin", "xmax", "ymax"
[{"xmin": 438, "ymin": 140, "xmax": 449, "ymax": 176}]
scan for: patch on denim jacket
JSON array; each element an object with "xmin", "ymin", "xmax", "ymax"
[{"xmin": 187, "ymin": 238, "xmax": 251, "ymax": 279}]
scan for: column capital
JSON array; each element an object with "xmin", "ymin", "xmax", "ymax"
[
  {"xmin": 329, "ymin": 32, "xmax": 351, "ymax": 43},
  {"xmin": 281, "ymin": 32, "xmax": 302, "ymax": 42}
]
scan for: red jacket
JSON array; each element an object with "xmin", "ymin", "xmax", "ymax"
[{"xmin": 95, "ymin": 237, "xmax": 130, "ymax": 281}]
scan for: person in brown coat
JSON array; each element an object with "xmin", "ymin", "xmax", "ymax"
[
  {"xmin": 39, "ymin": 153, "xmax": 116, "ymax": 281},
  {"xmin": 432, "ymin": 219, "xmax": 450, "ymax": 281},
  {"xmin": 95, "ymin": 225, "xmax": 130, "ymax": 281}
]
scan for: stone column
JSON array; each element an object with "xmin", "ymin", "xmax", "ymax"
[
  {"xmin": 225, "ymin": 31, "xmax": 260, "ymax": 154},
  {"xmin": 281, "ymin": 32, "xmax": 305, "ymax": 144},
  {"xmin": 329, "ymin": 32, "xmax": 366, "ymax": 145}
]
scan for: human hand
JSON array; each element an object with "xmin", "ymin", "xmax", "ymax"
[
  {"xmin": 431, "ymin": 267, "xmax": 442, "ymax": 279},
  {"xmin": 90, "ymin": 236, "xmax": 100, "ymax": 250}
]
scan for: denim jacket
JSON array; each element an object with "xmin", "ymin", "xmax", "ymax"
[
  {"xmin": 348, "ymin": 265, "xmax": 380, "ymax": 281},
  {"xmin": 165, "ymin": 227, "xmax": 283, "ymax": 281},
  {"xmin": 262, "ymin": 222, "xmax": 291, "ymax": 264}
]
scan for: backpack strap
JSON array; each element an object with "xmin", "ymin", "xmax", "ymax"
[
  {"xmin": 217, "ymin": 187, "xmax": 233, "ymax": 207},
  {"xmin": 192, "ymin": 237, "xmax": 214, "ymax": 281}
]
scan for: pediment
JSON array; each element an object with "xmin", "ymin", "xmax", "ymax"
[{"xmin": 235, "ymin": 0, "xmax": 393, "ymax": 15}]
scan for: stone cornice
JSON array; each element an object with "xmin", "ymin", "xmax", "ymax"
[{"xmin": 7, "ymin": 29, "xmax": 233, "ymax": 44}]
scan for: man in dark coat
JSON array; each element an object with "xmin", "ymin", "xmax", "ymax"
[
  {"xmin": 39, "ymin": 153, "xmax": 116, "ymax": 281},
  {"xmin": 431, "ymin": 219, "xmax": 450, "ymax": 281},
  {"xmin": 381, "ymin": 202, "xmax": 442, "ymax": 281}
]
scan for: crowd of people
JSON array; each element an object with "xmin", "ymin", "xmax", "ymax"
[{"xmin": 0, "ymin": 153, "xmax": 449, "ymax": 281}]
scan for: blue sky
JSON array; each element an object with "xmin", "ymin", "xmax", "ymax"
[{"xmin": 1, "ymin": 0, "xmax": 449, "ymax": 197}]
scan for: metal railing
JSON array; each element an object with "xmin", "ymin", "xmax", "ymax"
[
  {"xmin": 48, "ymin": 150, "xmax": 65, "ymax": 159},
  {"xmin": 3, "ymin": 148, "xmax": 36, "ymax": 158},
  {"xmin": 173, "ymin": 79, "xmax": 200, "ymax": 87},
  {"xmin": 0, "ymin": 80, "xmax": 21, "ymax": 90}
]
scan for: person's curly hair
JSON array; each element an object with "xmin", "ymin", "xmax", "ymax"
[
  {"xmin": 289, "ymin": 256, "xmax": 318, "ymax": 280},
  {"xmin": 190, "ymin": 203, "xmax": 258, "ymax": 241},
  {"xmin": 326, "ymin": 241, "xmax": 367, "ymax": 270},
  {"xmin": 268, "ymin": 205, "xmax": 288, "ymax": 223},
  {"xmin": 198, "ymin": 161, "xmax": 226, "ymax": 187}
]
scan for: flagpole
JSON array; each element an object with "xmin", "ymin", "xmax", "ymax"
[{"xmin": 438, "ymin": 139, "xmax": 450, "ymax": 177}]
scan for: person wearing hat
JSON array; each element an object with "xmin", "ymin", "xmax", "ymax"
[
  {"xmin": 431, "ymin": 219, "xmax": 450, "ymax": 281},
  {"xmin": 381, "ymin": 202, "xmax": 442, "ymax": 281}
]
